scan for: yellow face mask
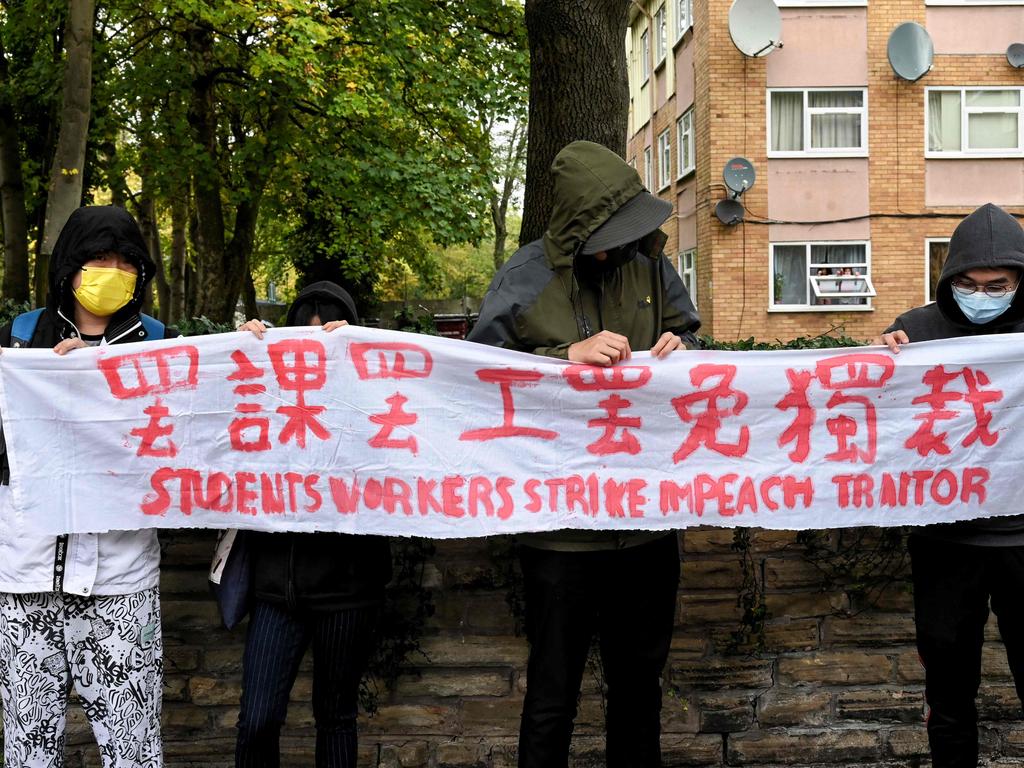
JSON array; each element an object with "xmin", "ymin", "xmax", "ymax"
[{"xmin": 73, "ymin": 267, "xmax": 137, "ymax": 317}]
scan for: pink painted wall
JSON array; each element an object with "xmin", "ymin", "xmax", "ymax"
[
  {"xmin": 656, "ymin": 63, "xmax": 669, "ymax": 109},
  {"xmin": 677, "ymin": 182, "xmax": 697, "ymax": 251},
  {"xmin": 766, "ymin": 9, "xmax": 868, "ymax": 87},
  {"xmin": 675, "ymin": 40, "xmax": 695, "ymax": 112},
  {"xmin": 768, "ymin": 158, "xmax": 871, "ymax": 240},
  {"xmin": 926, "ymin": 160, "xmax": 1024, "ymax": 207},
  {"xmin": 927, "ymin": 7, "xmax": 1024, "ymax": 54}
]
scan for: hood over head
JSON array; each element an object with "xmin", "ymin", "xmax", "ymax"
[
  {"xmin": 543, "ymin": 141, "xmax": 671, "ymax": 270},
  {"xmin": 49, "ymin": 206, "xmax": 155, "ymax": 320},
  {"xmin": 937, "ymin": 203, "xmax": 1024, "ymax": 327},
  {"xmin": 286, "ymin": 280, "xmax": 359, "ymax": 327}
]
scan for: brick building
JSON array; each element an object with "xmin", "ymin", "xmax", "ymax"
[{"xmin": 626, "ymin": 0, "xmax": 1024, "ymax": 341}]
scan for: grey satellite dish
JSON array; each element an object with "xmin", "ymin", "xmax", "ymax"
[
  {"xmin": 715, "ymin": 199, "xmax": 745, "ymax": 226},
  {"xmin": 1008, "ymin": 43, "xmax": 1024, "ymax": 68},
  {"xmin": 723, "ymin": 157, "xmax": 756, "ymax": 196},
  {"xmin": 728, "ymin": 0, "xmax": 783, "ymax": 57},
  {"xmin": 887, "ymin": 22, "xmax": 933, "ymax": 82}
]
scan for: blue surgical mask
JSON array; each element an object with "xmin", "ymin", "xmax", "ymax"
[{"xmin": 953, "ymin": 289, "xmax": 1016, "ymax": 324}]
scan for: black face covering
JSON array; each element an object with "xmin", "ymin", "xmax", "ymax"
[{"xmin": 592, "ymin": 239, "xmax": 639, "ymax": 272}]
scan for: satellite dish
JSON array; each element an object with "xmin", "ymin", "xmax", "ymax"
[
  {"xmin": 728, "ymin": 0, "xmax": 783, "ymax": 57},
  {"xmin": 887, "ymin": 22, "xmax": 933, "ymax": 82},
  {"xmin": 715, "ymin": 199, "xmax": 745, "ymax": 226},
  {"xmin": 1008, "ymin": 43, "xmax": 1024, "ymax": 68},
  {"xmin": 724, "ymin": 157, "xmax": 756, "ymax": 196}
]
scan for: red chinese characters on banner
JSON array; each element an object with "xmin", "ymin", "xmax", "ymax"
[
  {"xmin": 461, "ymin": 368, "xmax": 558, "ymax": 442},
  {"xmin": 563, "ymin": 365, "xmax": 653, "ymax": 455},
  {"xmin": 671, "ymin": 364, "xmax": 750, "ymax": 462},
  {"xmin": 905, "ymin": 365, "xmax": 1003, "ymax": 456},
  {"xmin": 350, "ymin": 342, "xmax": 433, "ymax": 454},
  {"xmin": 226, "ymin": 340, "xmax": 332, "ymax": 451},
  {"xmin": 776, "ymin": 353, "xmax": 895, "ymax": 464},
  {"xmin": 98, "ymin": 345, "xmax": 200, "ymax": 457}
]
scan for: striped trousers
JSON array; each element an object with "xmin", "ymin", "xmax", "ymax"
[{"xmin": 235, "ymin": 599, "xmax": 379, "ymax": 768}]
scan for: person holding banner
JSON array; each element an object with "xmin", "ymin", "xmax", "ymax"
[
  {"xmin": 234, "ymin": 281, "xmax": 392, "ymax": 768},
  {"xmin": 875, "ymin": 202, "xmax": 1024, "ymax": 768},
  {"xmin": 469, "ymin": 140, "xmax": 700, "ymax": 767},
  {"xmin": 0, "ymin": 206, "xmax": 177, "ymax": 767}
]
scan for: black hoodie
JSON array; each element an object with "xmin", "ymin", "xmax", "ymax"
[
  {"xmin": 249, "ymin": 281, "xmax": 392, "ymax": 610},
  {"xmin": 0, "ymin": 205, "xmax": 168, "ymax": 348},
  {"xmin": 886, "ymin": 203, "xmax": 1024, "ymax": 545}
]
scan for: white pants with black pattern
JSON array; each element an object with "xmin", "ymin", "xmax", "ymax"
[{"xmin": 0, "ymin": 588, "xmax": 163, "ymax": 768}]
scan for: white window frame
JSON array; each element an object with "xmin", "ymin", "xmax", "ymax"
[
  {"xmin": 768, "ymin": 240, "xmax": 875, "ymax": 312},
  {"xmin": 776, "ymin": 0, "xmax": 865, "ymax": 6},
  {"xmin": 925, "ymin": 87, "xmax": 1024, "ymax": 158},
  {"xmin": 767, "ymin": 87, "xmax": 869, "ymax": 158},
  {"xmin": 925, "ymin": 238, "xmax": 951, "ymax": 304},
  {"xmin": 677, "ymin": 108, "xmax": 695, "ymax": 178},
  {"xmin": 676, "ymin": 0, "xmax": 693, "ymax": 39},
  {"xmin": 678, "ymin": 248, "xmax": 697, "ymax": 304},
  {"xmin": 643, "ymin": 146, "xmax": 653, "ymax": 190},
  {"xmin": 657, "ymin": 129, "xmax": 672, "ymax": 191},
  {"xmin": 640, "ymin": 29, "xmax": 651, "ymax": 83},
  {"xmin": 927, "ymin": 0, "xmax": 1024, "ymax": 6},
  {"xmin": 655, "ymin": 5, "xmax": 667, "ymax": 64}
]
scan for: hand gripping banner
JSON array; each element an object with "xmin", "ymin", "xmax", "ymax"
[{"xmin": 0, "ymin": 325, "xmax": 1017, "ymax": 537}]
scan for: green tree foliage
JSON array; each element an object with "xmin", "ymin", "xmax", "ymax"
[{"xmin": 1, "ymin": 0, "xmax": 529, "ymax": 320}]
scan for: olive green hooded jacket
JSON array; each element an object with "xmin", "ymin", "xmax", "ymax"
[{"xmin": 468, "ymin": 141, "xmax": 701, "ymax": 550}]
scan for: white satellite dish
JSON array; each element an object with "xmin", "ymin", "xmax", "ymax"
[
  {"xmin": 1008, "ymin": 43, "xmax": 1024, "ymax": 68},
  {"xmin": 729, "ymin": 0, "xmax": 783, "ymax": 58},
  {"xmin": 887, "ymin": 22, "xmax": 933, "ymax": 82}
]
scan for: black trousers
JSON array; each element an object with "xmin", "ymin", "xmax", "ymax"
[
  {"xmin": 910, "ymin": 535, "xmax": 1024, "ymax": 768},
  {"xmin": 518, "ymin": 535, "xmax": 680, "ymax": 768},
  {"xmin": 235, "ymin": 599, "xmax": 379, "ymax": 768}
]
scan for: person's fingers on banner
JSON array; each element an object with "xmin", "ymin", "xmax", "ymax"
[
  {"xmin": 53, "ymin": 338, "xmax": 87, "ymax": 356},
  {"xmin": 651, "ymin": 332, "xmax": 684, "ymax": 359},
  {"xmin": 871, "ymin": 330, "xmax": 910, "ymax": 354},
  {"xmin": 238, "ymin": 319, "xmax": 267, "ymax": 340},
  {"xmin": 322, "ymin": 320, "xmax": 349, "ymax": 333},
  {"xmin": 568, "ymin": 330, "xmax": 632, "ymax": 367}
]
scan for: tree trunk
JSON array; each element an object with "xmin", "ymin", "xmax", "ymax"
[
  {"xmin": 243, "ymin": 264, "xmax": 259, "ymax": 321},
  {"xmin": 39, "ymin": 0, "xmax": 95, "ymax": 304},
  {"xmin": 168, "ymin": 194, "xmax": 188, "ymax": 324},
  {"xmin": 491, "ymin": 119, "xmax": 527, "ymax": 270},
  {"xmin": 0, "ymin": 41, "xmax": 30, "ymax": 304},
  {"xmin": 520, "ymin": 0, "xmax": 629, "ymax": 245},
  {"xmin": 137, "ymin": 191, "xmax": 170, "ymax": 323}
]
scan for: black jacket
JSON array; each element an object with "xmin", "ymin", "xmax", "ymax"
[
  {"xmin": 0, "ymin": 206, "xmax": 178, "ymax": 485},
  {"xmin": 248, "ymin": 280, "xmax": 392, "ymax": 610},
  {"xmin": 886, "ymin": 203, "xmax": 1024, "ymax": 545}
]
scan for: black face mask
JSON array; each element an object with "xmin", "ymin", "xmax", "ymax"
[{"xmin": 593, "ymin": 239, "xmax": 639, "ymax": 272}]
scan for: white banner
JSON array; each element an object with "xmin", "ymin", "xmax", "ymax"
[{"xmin": 0, "ymin": 326, "xmax": 1019, "ymax": 537}]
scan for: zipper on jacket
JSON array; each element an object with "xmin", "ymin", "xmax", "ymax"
[{"xmin": 286, "ymin": 540, "xmax": 297, "ymax": 609}]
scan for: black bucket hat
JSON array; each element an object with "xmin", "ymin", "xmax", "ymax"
[{"xmin": 580, "ymin": 190, "xmax": 673, "ymax": 255}]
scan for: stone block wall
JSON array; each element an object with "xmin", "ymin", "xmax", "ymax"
[{"xmin": 19, "ymin": 526, "xmax": 1022, "ymax": 766}]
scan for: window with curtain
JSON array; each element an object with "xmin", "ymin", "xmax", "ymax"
[
  {"xmin": 677, "ymin": 109, "xmax": 695, "ymax": 177},
  {"xmin": 927, "ymin": 240, "xmax": 949, "ymax": 303},
  {"xmin": 655, "ymin": 5, "xmax": 667, "ymax": 63},
  {"xmin": 769, "ymin": 89, "xmax": 867, "ymax": 156},
  {"xmin": 771, "ymin": 242, "xmax": 874, "ymax": 309},
  {"xmin": 643, "ymin": 147, "xmax": 653, "ymax": 190},
  {"xmin": 927, "ymin": 88, "xmax": 1022, "ymax": 155},
  {"xmin": 678, "ymin": 249, "xmax": 697, "ymax": 303},
  {"xmin": 657, "ymin": 129, "xmax": 671, "ymax": 189}
]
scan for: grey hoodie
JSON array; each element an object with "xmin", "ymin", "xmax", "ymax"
[{"xmin": 886, "ymin": 203, "xmax": 1024, "ymax": 545}]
